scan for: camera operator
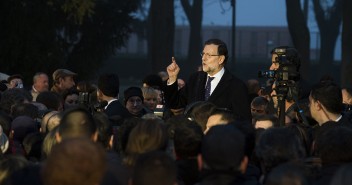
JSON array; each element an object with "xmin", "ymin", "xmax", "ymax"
[{"xmin": 260, "ymin": 46, "xmax": 308, "ymax": 126}]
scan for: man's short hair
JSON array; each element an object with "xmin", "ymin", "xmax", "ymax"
[
  {"xmin": 204, "ymin": 39, "xmax": 228, "ymax": 65},
  {"xmin": 58, "ymin": 107, "xmax": 97, "ymax": 140},
  {"xmin": 315, "ymin": 127, "xmax": 352, "ymax": 165},
  {"xmin": 255, "ymin": 127, "xmax": 305, "ymax": 174},
  {"xmin": 132, "ymin": 151, "xmax": 177, "ymax": 185},
  {"xmin": 94, "ymin": 112, "xmax": 113, "ymax": 149},
  {"xmin": 184, "ymin": 101, "xmax": 217, "ymax": 131},
  {"xmin": 202, "ymin": 124, "xmax": 245, "ymax": 171},
  {"xmin": 142, "ymin": 74, "xmax": 163, "ymax": 89},
  {"xmin": 98, "ymin": 74, "xmax": 119, "ymax": 98},
  {"xmin": 173, "ymin": 116, "xmax": 203, "ymax": 159},
  {"xmin": 7, "ymin": 74, "xmax": 23, "ymax": 83},
  {"xmin": 42, "ymin": 138, "xmax": 106, "ymax": 185},
  {"xmin": 310, "ymin": 81, "xmax": 342, "ymax": 114},
  {"xmin": 209, "ymin": 108, "xmax": 235, "ymax": 124},
  {"xmin": 33, "ymin": 72, "xmax": 47, "ymax": 83},
  {"xmin": 36, "ymin": 91, "xmax": 62, "ymax": 111}
]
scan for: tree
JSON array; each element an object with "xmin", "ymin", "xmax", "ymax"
[
  {"xmin": 341, "ymin": 0, "xmax": 352, "ymax": 87},
  {"xmin": 180, "ymin": 0, "xmax": 203, "ymax": 73},
  {"xmin": 147, "ymin": 0, "xmax": 175, "ymax": 73},
  {"xmin": 0, "ymin": 0, "xmax": 140, "ymax": 82},
  {"xmin": 312, "ymin": 0, "xmax": 342, "ymax": 75},
  {"xmin": 285, "ymin": 0, "xmax": 311, "ymax": 82}
]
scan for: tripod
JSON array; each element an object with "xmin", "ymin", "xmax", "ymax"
[{"xmin": 276, "ymin": 81, "xmax": 310, "ymax": 127}]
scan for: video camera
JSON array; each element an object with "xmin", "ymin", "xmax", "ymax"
[
  {"xmin": 258, "ymin": 48, "xmax": 300, "ymax": 82},
  {"xmin": 78, "ymin": 92, "xmax": 107, "ymax": 114}
]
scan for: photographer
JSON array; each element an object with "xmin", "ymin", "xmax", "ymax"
[{"xmin": 7, "ymin": 74, "xmax": 24, "ymax": 89}]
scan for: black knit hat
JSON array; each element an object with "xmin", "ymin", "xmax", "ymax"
[{"xmin": 124, "ymin": 87, "xmax": 144, "ymax": 105}]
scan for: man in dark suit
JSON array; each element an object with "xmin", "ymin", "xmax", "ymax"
[
  {"xmin": 97, "ymin": 74, "xmax": 130, "ymax": 124},
  {"xmin": 164, "ymin": 39, "xmax": 251, "ymax": 121}
]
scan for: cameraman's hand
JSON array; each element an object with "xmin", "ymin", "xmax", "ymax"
[{"xmin": 166, "ymin": 57, "xmax": 180, "ymax": 84}]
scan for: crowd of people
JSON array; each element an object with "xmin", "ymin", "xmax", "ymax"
[{"xmin": 0, "ymin": 38, "xmax": 352, "ymax": 185}]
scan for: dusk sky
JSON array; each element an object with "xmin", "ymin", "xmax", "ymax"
[
  {"xmin": 173, "ymin": 0, "xmax": 341, "ymax": 59},
  {"xmin": 175, "ymin": 0, "xmax": 320, "ymax": 31},
  {"xmin": 175, "ymin": 0, "xmax": 287, "ymax": 26}
]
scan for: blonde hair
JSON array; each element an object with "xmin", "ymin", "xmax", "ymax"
[{"xmin": 141, "ymin": 87, "xmax": 158, "ymax": 99}]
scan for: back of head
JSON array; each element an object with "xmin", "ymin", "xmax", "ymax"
[
  {"xmin": 315, "ymin": 127, "xmax": 352, "ymax": 165},
  {"xmin": 36, "ymin": 91, "xmax": 62, "ymax": 111},
  {"xmin": 11, "ymin": 103, "xmax": 39, "ymax": 119},
  {"xmin": 173, "ymin": 116, "xmax": 203, "ymax": 159},
  {"xmin": 11, "ymin": 116, "xmax": 38, "ymax": 143},
  {"xmin": 184, "ymin": 101, "xmax": 217, "ymax": 131},
  {"xmin": 204, "ymin": 39, "xmax": 228, "ymax": 65},
  {"xmin": 255, "ymin": 127, "xmax": 305, "ymax": 174},
  {"xmin": 0, "ymin": 89, "xmax": 30, "ymax": 115},
  {"xmin": 132, "ymin": 151, "xmax": 177, "ymax": 185},
  {"xmin": 209, "ymin": 107, "xmax": 235, "ymax": 123},
  {"xmin": 42, "ymin": 138, "xmax": 106, "ymax": 185},
  {"xmin": 98, "ymin": 74, "xmax": 119, "ymax": 97},
  {"xmin": 124, "ymin": 119, "xmax": 168, "ymax": 166},
  {"xmin": 231, "ymin": 120, "xmax": 256, "ymax": 159},
  {"xmin": 310, "ymin": 81, "xmax": 342, "ymax": 114},
  {"xmin": 58, "ymin": 108, "xmax": 96, "ymax": 140},
  {"xmin": 47, "ymin": 112, "xmax": 62, "ymax": 133},
  {"xmin": 202, "ymin": 124, "xmax": 245, "ymax": 171},
  {"xmin": 94, "ymin": 112, "xmax": 113, "ymax": 149},
  {"xmin": 0, "ymin": 155, "xmax": 29, "ymax": 185},
  {"xmin": 142, "ymin": 74, "xmax": 163, "ymax": 89},
  {"xmin": 251, "ymin": 96, "xmax": 269, "ymax": 112},
  {"xmin": 266, "ymin": 162, "xmax": 309, "ymax": 185}
]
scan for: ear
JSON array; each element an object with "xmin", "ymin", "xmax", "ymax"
[
  {"xmin": 92, "ymin": 131, "xmax": 98, "ymax": 142},
  {"xmin": 9, "ymin": 130, "xmax": 14, "ymax": 140},
  {"xmin": 218, "ymin": 55, "xmax": 225, "ymax": 65},
  {"xmin": 313, "ymin": 100, "xmax": 323, "ymax": 111},
  {"xmin": 97, "ymin": 89, "xmax": 103, "ymax": 98},
  {"xmin": 197, "ymin": 154, "xmax": 203, "ymax": 171},
  {"xmin": 239, "ymin": 156, "xmax": 249, "ymax": 174},
  {"xmin": 108, "ymin": 135, "xmax": 114, "ymax": 149},
  {"xmin": 55, "ymin": 132, "xmax": 62, "ymax": 143}
]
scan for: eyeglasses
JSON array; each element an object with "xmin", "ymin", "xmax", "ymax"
[{"xmin": 200, "ymin": 52, "xmax": 221, "ymax": 58}]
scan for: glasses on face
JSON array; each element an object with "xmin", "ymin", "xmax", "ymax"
[{"xmin": 200, "ymin": 52, "xmax": 221, "ymax": 58}]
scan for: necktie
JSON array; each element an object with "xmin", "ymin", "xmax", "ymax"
[{"xmin": 205, "ymin": 76, "xmax": 215, "ymax": 100}]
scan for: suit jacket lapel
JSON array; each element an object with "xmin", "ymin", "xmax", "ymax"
[
  {"xmin": 208, "ymin": 68, "xmax": 232, "ymax": 101},
  {"xmin": 197, "ymin": 72, "xmax": 208, "ymax": 101}
]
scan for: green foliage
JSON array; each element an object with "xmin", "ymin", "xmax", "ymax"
[
  {"xmin": 61, "ymin": 0, "xmax": 95, "ymax": 24},
  {"xmin": 0, "ymin": 0, "xmax": 141, "ymax": 84}
]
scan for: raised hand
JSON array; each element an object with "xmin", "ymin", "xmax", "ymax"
[{"xmin": 166, "ymin": 57, "xmax": 180, "ymax": 84}]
